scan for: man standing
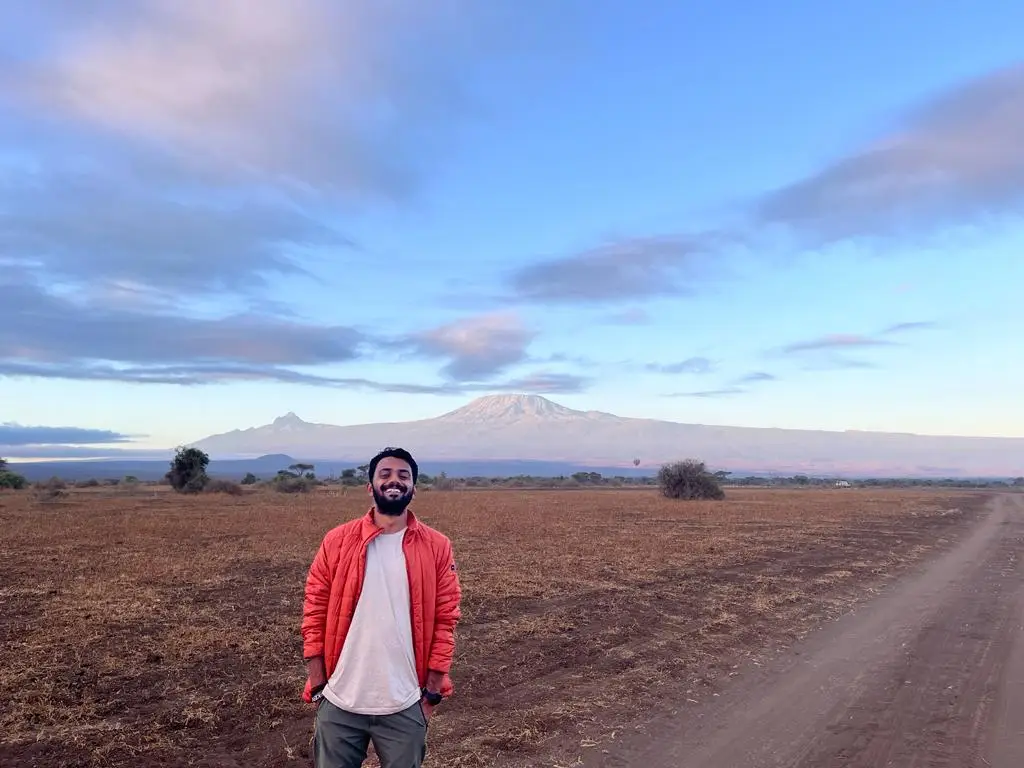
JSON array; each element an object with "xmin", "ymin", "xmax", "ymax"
[{"xmin": 301, "ymin": 447, "xmax": 461, "ymax": 767}]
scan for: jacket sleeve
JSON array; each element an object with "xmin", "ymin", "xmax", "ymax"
[
  {"xmin": 427, "ymin": 537, "xmax": 462, "ymax": 675},
  {"xmin": 301, "ymin": 536, "xmax": 332, "ymax": 660}
]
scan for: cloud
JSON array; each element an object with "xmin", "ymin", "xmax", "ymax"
[
  {"xmin": 1, "ymin": 445, "xmax": 169, "ymax": 460},
  {"xmin": 0, "ymin": 166, "xmax": 349, "ymax": 295},
  {"xmin": 798, "ymin": 357, "xmax": 878, "ymax": 372},
  {"xmin": 774, "ymin": 332, "xmax": 894, "ymax": 372},
  {"xmin": 757, "ymin": 63, "xmax": 1024, "ymax": 238},
  {"xmin": 660, "ymin": 369, "xmax": 775, "ymax": 398},
  {"xmin": 0, "ymin": 423, "xmax": 135, "ymax": 446},
  {"xmin": 1, "ymin": 280, "xmax": 365, "ymax": 372},
  {"xmin": 0, "ymin": 359, "xmax": 590, "ymax": 395},
  {"xmin": 778, "ymin": 320, "xmax": 938, "ymax": 363},
  {"xmin": 781, "ymin": 333, "xmax": 897, "ymax": 354},
  {"xmin": 0, "ymin": 361, "xmax": 362, "ymax": 388},
  {"xmin": 0, "ymin": 1, "xmax": 510, "ymax": 307},
  {"xmin": 495, "ymin": 372, "xmax": 591, "ymax": 395},
  {"xmin": 736, "ymin": 371, "xmax": 776, "ymax": 383},
  {"xmin": 506, "ymin": 234, "xmax": 720, "ymax": 304},
  {"xmin": 1, "ymin": 277, "xmax": 589, "ymax": 391},
  {"xmin": 0, "ymin": 1, "xmax": 529, "ymax": 394},
  {"xmin": 647, "ymin": 357, "xmax": 714, "ymax": 375},
  {"xmin": 500, "ymin": 63, "xmax": 1024, "ymax": 312},
  {"xmin": 402, "ymin": 311, "xmax": 537, "ymax": 380},
  {"xmin": 665, "ymin": 387, "xmax": 745, "ymax": 398},
  {"xmin": 880, "ymin": 321, "xmax": 938, "ymax": 334},
  {"xmin": 5, "ymin": 0, "xmax": 490, "ymax": 199}
]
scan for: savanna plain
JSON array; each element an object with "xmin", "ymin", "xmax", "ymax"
[{"xmin": 0, "ymin": 485, "xmax": 990, "ymax": 767}]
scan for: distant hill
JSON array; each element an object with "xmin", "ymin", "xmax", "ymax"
[{"xmin": 185, "ymin": 393, "xmax": 1024, "ymax": 478}]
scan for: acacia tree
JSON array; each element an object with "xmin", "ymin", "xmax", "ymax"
[{"xmin": 165, "ymin": 446, "xmax": 210, "ymax": 493}]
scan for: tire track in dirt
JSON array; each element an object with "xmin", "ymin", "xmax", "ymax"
[{"xmin": 589, "ymin": 493, "xmax": 1024, "ymax": 768}]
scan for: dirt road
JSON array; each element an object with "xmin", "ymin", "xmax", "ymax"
[{"xmin": 593, "ymin": 493, "xmax": 1024, "ymax": 767}]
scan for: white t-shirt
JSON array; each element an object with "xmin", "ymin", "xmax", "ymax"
[{"xmin": 324, "ymin": 528, "xmax": 421, "ymax": 715}]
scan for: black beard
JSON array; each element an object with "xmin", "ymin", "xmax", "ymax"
[{"xmin": 372, "ymin": 484, "xmax": 413, "ymax": 517}]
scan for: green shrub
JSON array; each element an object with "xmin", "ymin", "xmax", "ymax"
[
  {"xmin": 166, "ymin": 446, "xmax": 210, "ymax": 493},
  {"xmin": 0, "ymin": 470, "xmax": 28, "ymax": 490}
]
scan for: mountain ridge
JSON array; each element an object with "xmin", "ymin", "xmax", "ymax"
[{"xmin": 188, "ymin": 394, "xmax": 1024, "ymax": 477}]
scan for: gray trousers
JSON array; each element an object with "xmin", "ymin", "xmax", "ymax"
[{"xmin": 313, "ymin": 698, "xmax": 428, "ymax": 768}]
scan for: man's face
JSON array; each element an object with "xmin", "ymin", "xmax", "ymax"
[{"xmin": 369, "ymin": 456, "xmax": 415, "ymax": 517}]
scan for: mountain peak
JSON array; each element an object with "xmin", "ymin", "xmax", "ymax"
[
  {"xmin": 272, "ymin": 412, "xmax": 307, "ymax": 429},
  {"xmin": 435, "ymin": 393, "xmax": 585, "ymax": 424}
]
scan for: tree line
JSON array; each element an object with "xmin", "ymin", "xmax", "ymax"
[{"xmin": 4, "ymin": 450, "xmax": 1021, "ymax": 499}]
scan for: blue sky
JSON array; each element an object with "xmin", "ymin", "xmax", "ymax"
[{"xmin": 2, "ymin": 0, "xmax": 1024, "ymax": 459}]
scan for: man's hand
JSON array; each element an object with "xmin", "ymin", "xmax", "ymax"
[
  {"xmin": 421, "ymin": 669, "xmax": 445, "ymax": 721},
  {"xmin": 306, "ymin": 656, "xmax": 327, "ymax": 708},
  {"xmin": 424, "ymin": 669, "xmax": 444, "ymax": 692}
]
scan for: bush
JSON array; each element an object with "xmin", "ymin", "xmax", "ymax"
[
  {"xmin": 33, "ymin": 487, "xmax": 68, "ymax": 503},
  {"xmin": 657, "ymin": 459, "xmax": 725, "ymax": 500},
  {"xmin": 0, "ymin": 470, "xmax": 28, "ymax": 490},
  {"xmin": 166, "ymin": 446, "xmax": 210, "ymax": 493},
  {"xmin": 205, "ymin": 478, "xmax": 244, "ymax": 495},
  {"xmin": 270, "ymin": 474, "xmax": 318, "ymax": 494},
  {"xmin": 38, "ymin": 476, "xmax": 67, "ymax": 491},
  {"xmin": 432, "ymin": 471, "xmax": 456, "ymax": 491}
]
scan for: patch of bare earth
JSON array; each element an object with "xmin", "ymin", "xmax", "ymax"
[{"xmin": 0, "ymin": 487, "xmax": 988, "ymax": 767}]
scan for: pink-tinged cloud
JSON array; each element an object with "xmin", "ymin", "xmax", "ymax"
[
  {"xmin": 782, "ymin": 334, "xmax": 896, "ymax": 353},
  {"xmin": 759, "ymin": 63, "xmax": 1024, "ymax": 237},
  {"xmin": 408, "ymin": 311, "xmax": 537, "ymax": 381},
  {"xmin": 7, "ymin": 0, "xmax": 491, "ymax": 198}
]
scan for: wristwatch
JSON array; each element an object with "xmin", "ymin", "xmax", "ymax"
[
  {"xmin": 311, "ymin": 683, "xmax": 326, "ymax": 703},
  {"xmin": 421, "ymin": 687, "xmax": 443, "ymax": 706}
]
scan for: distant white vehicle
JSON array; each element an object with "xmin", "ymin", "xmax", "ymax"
[{"xmin": 835, "ymin": 480, "xmax": 851, "ymax": 488}]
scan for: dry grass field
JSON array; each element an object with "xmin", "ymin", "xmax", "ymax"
[{"xmin": 0, "ymin": 485, "xmax": 989, "ymax": 767}]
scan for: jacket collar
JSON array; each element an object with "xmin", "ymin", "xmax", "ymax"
[{"xmin": 359, "ymin": 506, "xmax": 420, "ymax": 540}]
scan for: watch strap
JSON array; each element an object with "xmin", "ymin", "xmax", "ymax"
[{"xmin": 421, "ymin": 687, "xmax": 443, "ymax": 705}]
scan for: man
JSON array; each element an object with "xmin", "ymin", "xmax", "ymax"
[{"xmin": 301, "ymin": 447, "xmax": 461, "ymax": 767}]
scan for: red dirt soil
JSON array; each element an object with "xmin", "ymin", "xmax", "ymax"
[
  {"xmin": 590, "ymin": 493, "xmax": 1024, "ymax": 767},
  {"xmin": 0, "ymin": 486, "xmax": 1001, "ymax": 767}
]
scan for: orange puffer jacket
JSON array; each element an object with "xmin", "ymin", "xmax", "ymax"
[{"xmin": 300, "ymin": 507, "xmax": 462, "ymax": 703}]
